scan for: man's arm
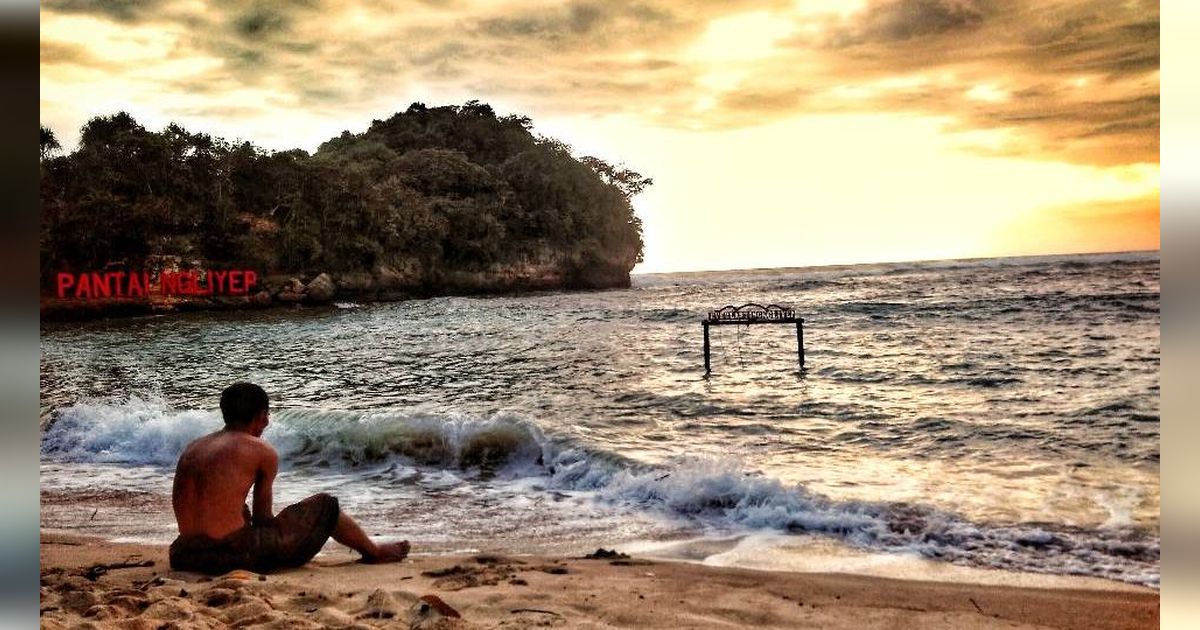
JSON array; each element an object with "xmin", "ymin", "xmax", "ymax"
[{"xmin": 251, "ymin": 444, "xmax": 279, "ymax": 526}]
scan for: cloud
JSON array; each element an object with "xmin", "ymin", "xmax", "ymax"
[
  {"xmin": 1015, "ymin": 5, "xmax": 1158, "ymax": 77},
  {"xmin": 40, "ymin": 40, "xmax": 107, "ymax": 67},
  {"xmin": 779, "ymin": 0, "xmax": 1160, "ymax": 164},
  {"xmin": 39, "ymin": 0, "xmax": 1157, "ymax": 166},
  {"xmin": 42, "ymin": 0, "xmax": 169, "ymax": 23},
  {"xmin": 826, "ymin": 0, "xmax": 991, "ymax": 47},
  {"xmin": 475, "ymin": 1, "xmax": 682, "ymax": 49},
  {"xmin": 232, "ymin": 4, "xmax": 294, "ymax": 39}
]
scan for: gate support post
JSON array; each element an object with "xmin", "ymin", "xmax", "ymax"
[
  {"xmin": 796, "ymin": 319, "xmax": 805, "ymax": 370},
  {"xmin": 703, "ymin": 321, "xmax": 711, "ymax": 374}
]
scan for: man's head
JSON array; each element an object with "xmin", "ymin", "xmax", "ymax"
[{"xmin": 220, "ymin": 382, "xmax": 269, "ymax": 436}]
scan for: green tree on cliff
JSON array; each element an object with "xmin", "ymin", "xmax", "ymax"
[{"xmin": 40, "ymin": 103, "xmax": 649, "ymax": 290}]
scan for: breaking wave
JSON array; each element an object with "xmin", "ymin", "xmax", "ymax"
[
  {"xmin": 40, "ymin": 396, "xmax": 550, "ymax": 472},
  {"xmin": 41, "ymin": 397, "xmax": 1159, "ymax": 586}
]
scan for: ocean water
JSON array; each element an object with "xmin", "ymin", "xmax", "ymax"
[{"xmin": 39, "ymin": 252, "xmax": 1160, "ymax": 587}]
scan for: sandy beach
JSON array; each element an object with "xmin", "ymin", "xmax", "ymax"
[{"xmin": 40, "ymin": 533, "xmax": 1158, "ymax": 629}]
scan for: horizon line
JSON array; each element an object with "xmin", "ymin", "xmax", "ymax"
[{"xmin": 631, "ymin": 248, "xmax": 1160, "ymax": 276}]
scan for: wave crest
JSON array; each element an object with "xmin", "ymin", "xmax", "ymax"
[{"xmin": 40, "ymin": 397, "xmax": 548, "ymax": 472}]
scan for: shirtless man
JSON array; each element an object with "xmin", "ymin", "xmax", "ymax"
[{"xmin": 170, "ymin": 382, "xmax": 409, "ymax": 574}]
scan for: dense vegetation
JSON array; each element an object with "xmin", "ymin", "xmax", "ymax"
[{"xmin": 40, "ymin": 102, "xmax": 648, "ymax": 294}]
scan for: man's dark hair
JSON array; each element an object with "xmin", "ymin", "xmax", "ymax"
[{"xmin": 220, "ymin": 382, "xmax": 269, "ymax": 427}]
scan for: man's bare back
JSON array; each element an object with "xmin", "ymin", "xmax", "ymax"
[
  {"xmin": 168, "ymin": 383, "xmax": 408, "ymax": 574},
  {"xmin": 173, "ymin": 430, "xmax": 277, "ymax": 539}
]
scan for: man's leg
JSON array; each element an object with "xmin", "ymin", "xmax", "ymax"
[{"xmin": 331, "ymin": 511, "xmax": 410, "ymax": 563}]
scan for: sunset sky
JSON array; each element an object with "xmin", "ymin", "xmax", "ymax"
[{"xmin": 39, "ymin": 0, "xmax": 1160, "ymax": 273}]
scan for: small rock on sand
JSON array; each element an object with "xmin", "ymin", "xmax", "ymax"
[
  {"xmin": 418, "ymin": 594, "xmax": 461, "ymax": 618},
  {"xmin": 60, "ymin": 589, "xmax": 99, "ymax": 614},
  {"xmin": 105, "ymin": 593, "xmax": 150, "ymax": 614},
  {"xmin": 40, "ymin": 615, "xmax": 68, "ymax": 630},
  {"xmin": 409, "ymin": 594, "xmax": 465, "ymax": 630},
  {"xmin": 202, "ymin": 587, "xmax": 237, "ymax": 607},
  {"xmin": 314, "ymin": 606, "xmax": 357, "ymax": 626},
  {"xmin": 143, "ymin": 597, "xmax": 194, "ymax": 621},
  {"xmin": 81, "ymin": 604, "xmax": 120, "ymax": 620},
  {"xmin": 360, "ymin": 587, "xmax": 400, "ymax": 618},
  {"xmin": 222, "ymin": 599, "xmax": 275, "ymax": 626}
]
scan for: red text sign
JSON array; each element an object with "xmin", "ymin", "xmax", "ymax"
[{"xmin": 56, "ymin": 270, "xmax": 258, "ymax": 299}]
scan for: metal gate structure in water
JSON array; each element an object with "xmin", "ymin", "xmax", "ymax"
[{"xmin": 702, "ymin": 303, "xmax": 804, "ymax": 373}]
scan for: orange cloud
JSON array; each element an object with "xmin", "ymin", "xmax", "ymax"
[{"xmin": 990, "ymin": 194, "xmax": 1160, "ymax": 256}]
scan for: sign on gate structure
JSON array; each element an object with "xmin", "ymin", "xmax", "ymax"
[{"xmin": 702, "ymin": 303, "xmax": 805, "ymax": 373}]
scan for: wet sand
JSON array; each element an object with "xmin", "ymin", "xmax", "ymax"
[{"xmin": 40, "ymin": 533, "xmax": 1158, "ymax": 629}]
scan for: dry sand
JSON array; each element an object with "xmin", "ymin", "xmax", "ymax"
[{"xmin": 40, "ymin": 533, "xmax": 1158, "ymax": 629}]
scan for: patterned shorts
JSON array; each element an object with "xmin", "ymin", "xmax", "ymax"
[{"xmin": 169, "ymin": 493, "xmax": 340, "ymax": 575}]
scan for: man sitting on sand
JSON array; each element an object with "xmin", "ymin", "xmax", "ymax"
[{"xmin": 170, "ymin": 382, "xmax": 410, "ymax": 574}]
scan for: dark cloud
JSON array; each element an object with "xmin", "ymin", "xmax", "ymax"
[
  {"xmin": 410, "ymin": 42, "xmax": 468, "ymax": 67},
  {"xmin": 42, "ymin": 0, "xmax": 168, "ymax": 23},
  {"xmin": 985, "ymin": 92, "xmax": 1156, "ymax": 154},
  {"xmin": 297, "ymin": 85, "xmax": 346, "ymax": 105},
  {"xmin": 234, "ymin": 5, "xmax": 292, "ymax": 38},
  {"xmin": 584, "ymin": 58, "xmax": 679, "ymax": 73},
  {"xmin": 797, "ymin": 1, "xmax": 1157, "ymax": 78},
  {"xmin": 1015, "ymin": 2, "xmax": 1158, "ymax": 76},
  {"xmin": 719, "ymin": 88, "xmax": 809, "ymax": 115},
  {"xmin": 168, "ymin": 77, "xmax": 234, "ymax": 96},
  {"xmin": 280, "ymin": 41, "xmax": 321, "ymax": 54},
  {"xmin": 828, "ymin": 0, "xmax": 991, "ymax": 47},
  {"xmin": 471, "ymin": 0, "xmax": 796, "ymax": 53},
  {"xmin": 476, "ymin": 0, "xmax": 685, "ymax": 50},
  {"xmin": 40, "ymin": 41, "xmax": 104, "ymax": 67},
  {"xmin": 1076, "ymin": 95, "xmax": 1159, "ymax": 136}
]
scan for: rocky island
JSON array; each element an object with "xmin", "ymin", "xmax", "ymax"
[{"xmin": 40, "ymin": 102, "xmax": 650, "ymax": 319}]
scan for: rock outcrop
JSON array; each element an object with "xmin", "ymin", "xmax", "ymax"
[{"xmin": 305, "ymin": 273, "xmax": 335, "ymax": 304}]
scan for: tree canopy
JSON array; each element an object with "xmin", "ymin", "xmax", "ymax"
[{"xmin": 40, "ymin": 102, "xmax": 649, "ymax": 291}]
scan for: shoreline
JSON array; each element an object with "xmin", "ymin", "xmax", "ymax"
[
  {"xmin": 40, "ymin": 262, "xmax": 635, "ymax": 323},
  {"xmin": 41, "ymin": 533, "xmax": 1159, "ymax": 629},
  {"xmin": 39, "ymin": 481, "xmax": 1160, "ymax": 593}
]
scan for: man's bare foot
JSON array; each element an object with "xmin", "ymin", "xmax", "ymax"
[{"xmin": 363, "ymin": 541, "xmax": 410, "ymax": 564}]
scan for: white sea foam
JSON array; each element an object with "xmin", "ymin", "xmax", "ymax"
[
  {"xmin": 41, "ymin": 397, "xmax": 549, "ymax": 473},
  {"xmin": 40, "ymin": 398, "xmax": 1160, "ymax": 586},
  {"xmin": 40, "ymin": 396, "xmax": 220, "ymax": 465}
]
